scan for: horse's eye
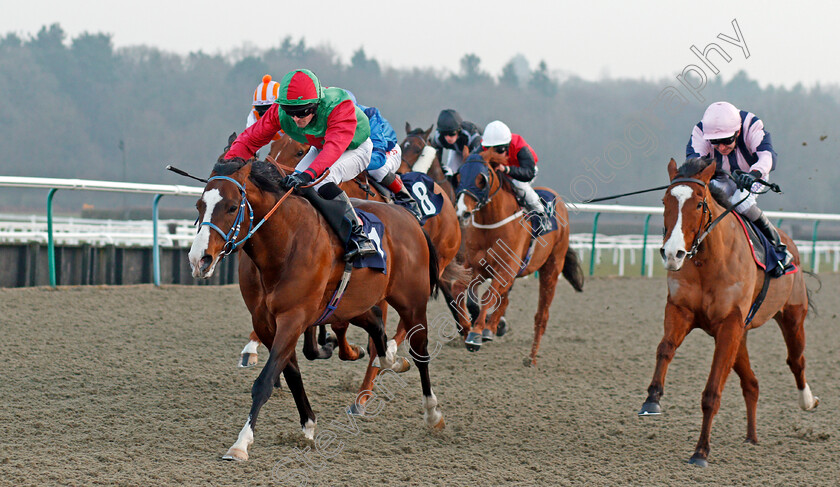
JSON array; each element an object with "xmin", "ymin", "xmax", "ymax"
[
  {"xmin": 297, "ymin": 151, "xmax": 305, "ymax": 157},
  {"xmin": 228, "ymin": 205, "xmax": 238, "ymax": 213},
  {"xmin": 696, "ymin": 202, "xmax": 703, "ymax": 209}
]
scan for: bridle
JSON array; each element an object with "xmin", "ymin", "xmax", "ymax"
[
  {"xmin": 667, "ymin": 177, "xmax": 749, "ymax": 259},
  {"xmin": 456, "ymin": 160, "xmax": 504, "ymax": 215}
]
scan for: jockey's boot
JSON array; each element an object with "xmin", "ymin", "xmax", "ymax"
[
  {"xmin": 335, "ymin": 192, "xmax": 379, "ymax": 262},
  {"xmin": 381, "ymin": 171, "xmax": 424, "ymax": 223},
  {"xmin": 525, "ymin": 200, "xmax": 551, "ymax": 233},
  {"xmin": 753, "ymin": 211, "xmax": 791, "ymax": 275},
  {"xmin": 298, "ymin": 185, "xmax": 378, "ymax": 262}
]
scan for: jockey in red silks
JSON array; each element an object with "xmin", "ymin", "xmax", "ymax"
[
  {"xmin": 481, "ymin": 120, "xmax": 551, "ymax": 232},
  {"xmin": 224, "ymin": 68, "xmax": 378, "ymax": 262},
  {"xmin": 687, "ymin": 101, "xmax": 789, "ymax": 274}
]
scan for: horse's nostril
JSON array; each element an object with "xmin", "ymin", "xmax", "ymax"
[
  {"xmin": 659, "ymin": 248, "xmax": 666, "ymax": 259},
  {"xmin": 676, "ymin": 250, "xmax": 686, "ymax": 259},
  {"xmin": 200, "ymin": 254, "xmax": 212, "ymax": 270}
]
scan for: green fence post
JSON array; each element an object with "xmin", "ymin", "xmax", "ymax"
[
  {"xmin": 641, "ymin": 213, "xmax": 652, "ymax": 276},
  {"xmin": 47, "ymin": 188, "xmax": 58, "ymax": 288},
  {"xmin": 810, "ymin": 220, "xmax": 820, "ymax": 271},
  {"xmin": 152, "ymin": 194, "xmax": 164, "ymax": 286},
  {"xmin": 589, "ymin": 212, "xmax": 601, "ymax": 276}
]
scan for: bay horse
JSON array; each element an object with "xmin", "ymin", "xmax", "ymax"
[
  {"xmin": 399, "ymin": 123, "xmax": 456, "ymax": 204},
  {"xmin": 640, "ymin": 157, "xmax": 819, "ymax": 466},
  {"xmin": 189, "ymin": 158, "xmax": 445, "ymax": 460},
  {"xmin": 454, "ymin": 151, "xmax": 584, "ymax": 366}
]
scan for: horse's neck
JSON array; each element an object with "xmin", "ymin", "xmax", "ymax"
[
  {"xmin": 474, "ymin": 181, "xmax": 520, "ymax": 225},
  {"xmin": 243, "ymin": 190, "xmax": 324, "ymax": 270},
  {"xmin": 697, "ymin": 198, "xmax": 741, "ymax": 262}
]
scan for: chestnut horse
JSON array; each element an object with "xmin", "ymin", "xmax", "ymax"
[
  {"xmin": 640, "ymin": 157, "xmax": 819, "ymax": 466},
  {"xmin": 454, "ymin": 151, "xmax": 584, "ymax": 366},
  {"xmin": 189, "ymin": 158, "xmax": 444, "ymax": 460}
]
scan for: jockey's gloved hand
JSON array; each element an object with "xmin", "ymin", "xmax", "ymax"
[
  {"xmin": 282, "ymin": 172, "xmax": 313, "ymax": 189},
  {"xmin": 735, "ymin": 170, "xmax": 762, "ymax": 190}
]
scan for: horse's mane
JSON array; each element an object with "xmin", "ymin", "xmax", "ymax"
[
  {"xmin": 678, "ymin": 157, "xmax": 731, "ymax": 209},
  {"xmin": 407, "ymin": 127, "xmax": 426, "ymax": 137},
  {"xmin": 212, "ymin": 158, "xmax": 289, "ymax": 194}
]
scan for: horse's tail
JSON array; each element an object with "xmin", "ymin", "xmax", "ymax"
[
  {"xmin": 440, "ymin": 259, "xmax": 471, "ymax": 289},
  {"xmin": 562, "ymin": 248, "xmax": 585, "ymax": 292},
  {"xmin": 803, "ymin": 269, "xmax": 821, "ymax": 317},
  {"xmin": 422, "ymin": 229, "xmax": 440, "ymax": 298}
]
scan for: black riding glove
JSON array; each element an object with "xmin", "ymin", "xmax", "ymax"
[
  {"xmin": 282, "ymin": 172, "xmax": 313, "ymax": 189},
  {"xmin": 735, "ymin": 170, "xmax": 762, "ymax": 190}
]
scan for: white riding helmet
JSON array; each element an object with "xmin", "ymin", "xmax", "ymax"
[
  {"xmin": 482, "ymin": 120, "xmax": 512, "ymax": 147},
  {"xmin": 701, "ymin": 101, "xmax": 741, "ymax": 140},
  {"xmin": 253, "ymin": 74, "xmax": 280, "ymax": 107}
]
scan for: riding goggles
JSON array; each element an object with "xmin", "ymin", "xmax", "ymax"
[
  {"xmin": 710, "ymin": 134, "xmax": 737, "ymax": 146},
  {"xmin": 281, "ymin": 104, "xmax": 317, "ymax": 118}
]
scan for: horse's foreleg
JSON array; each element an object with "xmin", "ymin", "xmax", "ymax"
[
  {"xmin": 332, "ymin": 322, "xmax": 365, "ymax": 361},
  {"xmin": 690, "ymin": 314, "xmax": 744, "ymax": 467},
  {"xmin": 351, "ymin": 314, "xmax": 411, "ymax": 416},
  {"xmin": 224, "ymin": 327, "xmax": 300, "ymax": 461},
  {"xmin": 775, "ymin": 303, "xmax": 819, "ymax": 410},
  {"xmin": 732, "ymin": 335, "xmax": 759, "ymax": 444},
  {"xmin": 302, "ymin": 325, "xmax": 335, "ymax": 360},
  {"xmin": 282, "ymin": 352, "xmax": 317, "ymax": 439},
  {"xmin": 465, "ymin": 277, "xmax": 513, "ymax": 352},
  {"xmin": 239, "ymin": 331, "xmax": 261, "ymax": 368},
  {"xmin": 640, "ymin": 303, "xmax": 693, "ymax": 416}
]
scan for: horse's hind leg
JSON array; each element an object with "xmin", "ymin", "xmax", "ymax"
[
  {"xmin": 640, "ymin": 303, "xmax": 693, "ymax": 416},
  {"xmin": 776, "ymin": 303, "xmax": 819, "ymax": 410},
  {"xmin": 403, "ymin": 314, "xmax": 444, "ymax": 430},
  {"xmin": 349, "ymin": 323, "xmax": 411, "ymax": 416},
  {"xmin": 282, "ymin": 352, "xmax": 317, "ymax": 440},
  {"xmin": 732, "ymin": 335, "xmax": 759, "ymax": 444},
  {"xmin": 302, "ymin": 325, "xmax": 336, "ymax": 360}
]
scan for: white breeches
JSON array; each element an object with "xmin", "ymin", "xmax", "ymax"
[{"xmin": 295, "ymin": 138, "xmax": 373, "ymax": 190}]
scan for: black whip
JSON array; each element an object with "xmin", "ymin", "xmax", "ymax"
[{"xmin": 166, "ymin": 165, "xmax": 207, "ymax": 183}]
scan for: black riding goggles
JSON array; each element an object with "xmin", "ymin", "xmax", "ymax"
[
  {"xmin": 709, "ymin": 134, "xmax": 737, "ymax": 146},
  {"xmin": 281, "ymin": 104, "xmax": 317, "ymax": 118},
  {"xmin": 254, "ymin": 104, "xmax": 272, "ymax": 116}
]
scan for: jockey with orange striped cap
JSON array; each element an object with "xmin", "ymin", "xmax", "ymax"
[
  {"xmin": 225, "ymin": 68, "xmax": 378, "ymax": 261},
  {"xmin": 246, "ymin": 75, "xmax": 283, "ymax": 153}
]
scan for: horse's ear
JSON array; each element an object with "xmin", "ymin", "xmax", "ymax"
[
  {"xmin": 405, "ymin": 122, "xmax": 412, "ymax": 135},
  {"xmin": 425, "ymin": 125, "xmax": 434, "ymax": 139},
  {"xmin": 667, "ymin": 158, "xmax": 678, "ymax": 181},
  {"xmin": 698, "ymin": 158, "xmax": 716, "ymax": 182},
  {"xmin": 228, "ymin": 132, "xmax": 237, "ymax": 146}
]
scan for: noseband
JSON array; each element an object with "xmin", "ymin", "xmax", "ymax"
[{"xmin": 456, "ymin": 161, "xmax": 503, "ymax": 214}]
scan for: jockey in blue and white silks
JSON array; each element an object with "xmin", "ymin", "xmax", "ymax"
[{"xmin": 686, "ymin": 101, "xmax": 789, "ymax": 274}]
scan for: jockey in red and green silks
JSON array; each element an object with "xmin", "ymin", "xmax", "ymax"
[{"xmin": 224, "ymin": 68, "xmax": 378, "ymax": 262}]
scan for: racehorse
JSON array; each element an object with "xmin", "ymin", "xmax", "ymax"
[
  {"xmin": 189, "ymin": 158, "xmax": 445, "ymax": 460},
  {"xmin": 399, "ymin": 123, "xmax": 456, "ymax": 204},
  {"xmin": 454, "ymin": 150, "xmax": 584, "ymax": 366},
  {"xmin": 640, "ymin": 157, "xmax": 819, "ymax": 466}
]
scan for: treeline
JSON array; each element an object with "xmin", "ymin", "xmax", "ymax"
[{"xmin": 1, "ymin": 24, "xmax": 839, "ymax": 213}]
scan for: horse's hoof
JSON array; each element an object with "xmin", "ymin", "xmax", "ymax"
[
  {"xmin": 464, "ymin": 332, "xmax": 482, "ymax": 352},
  {"xmin": 239, "ymin": 353, "xmax": 257, "ymax": 368},
  {"xmin": 638, "ymin": 401, "xmax": 662, "ymax": 416},
  {"xmin": 429, "ymin": 416, "xmax": 445, "ymax": 431},
  {"xmin": 522, "ymin": 357, "xmax": 536, "ymax": 367},
  {"xmin": 744, "ymin": 437, "xmax": 758, "ymax": 445},
  {"xmin": 348, "ymin": 402, "xmax": 366, "ymax": 416},
  {"xmin": 391, "ymin": 357, "xmax": 411, "ymax": 373},
  {"xmin": 688, "ymin": 455, "xmax": 708, "ymax": 467},
  {"xmin": 356, "ymin": 346, "xmax": 366, "ymax": 360},
  {"xmin": 222, "ymin": 447, "xmax": 249, "ymax": 461},
  {"xmin": 496, "ymin": 317, "xmax": 508, "ymax": 337},
  {"xmin": 481, "ymin": 329, "xmax": 495, "ymax": 342}
]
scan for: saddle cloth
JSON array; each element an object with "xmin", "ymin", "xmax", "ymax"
[
  {"xmin": 733, "ymin": 213, "xmax": 796, "ymax": 277},
  {"xmin": 528, "ymin": 189, "xmax": 560, "ymax": 236},
  {"xmin": 351, "ymin": 210, "xmax": 387, "ymax": 272},
  {"xmin": 400, "ymin": 172, "xmax": 445, "ymax": 224}
]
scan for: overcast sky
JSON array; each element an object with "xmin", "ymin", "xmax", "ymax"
[{"xmin": 2, "ymin": 0, "xmax": 837, "ymax": 88}]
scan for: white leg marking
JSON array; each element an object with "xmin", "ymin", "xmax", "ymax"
[
  {"xmin": 379, "ymin": 339, "xmax": 398, "ymax": 369},
  {"xmin": 662, "ymin": 185, "xmax": 692, "ymax": 270},
  {"xmin": 223, "ymin": 418, "xmax": 254, "ymax": 461},
  {"xmin": 423, "ymin": 391, "xmax": 444, "ymax": 429},
  {"xmin": 189, "ymin": 189, "xmax": 223, "ymax": 277},
  {"xmin": 241, "ymin": 340, "xmax": 259, "ymax": 355},
  {"xmin": 302, "ymin": 419, "xmax": 316, "ymax": 440},
  {"xmin": 799, "ymin": 383, "xmax": 819, "ymax": 411}
]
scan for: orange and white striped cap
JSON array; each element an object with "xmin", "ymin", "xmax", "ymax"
[{"xmin": 253, "ymin": 74, "xmax": 280, "ymax": 106}]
